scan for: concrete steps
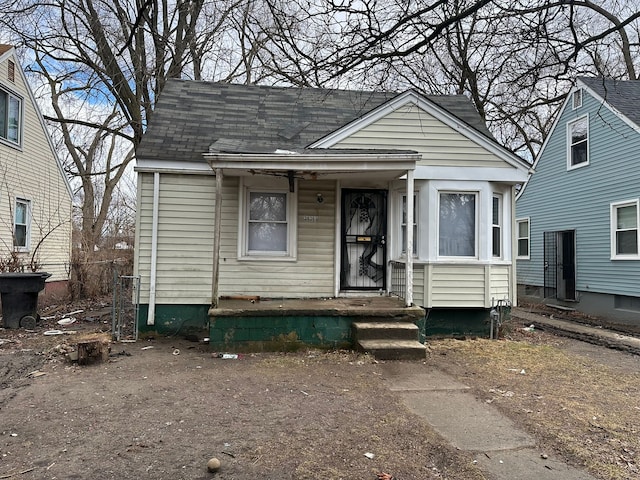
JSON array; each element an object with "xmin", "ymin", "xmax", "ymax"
[{"xmin": 353, "ymin": 321, "xmax": 426, "ymax": 360}]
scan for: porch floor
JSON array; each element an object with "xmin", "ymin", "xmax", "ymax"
[{"xmin": 210, "ymin": 295, "xmax": 425, "ymax": 320}]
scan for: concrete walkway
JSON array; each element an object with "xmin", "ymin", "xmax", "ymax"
[
  {"xmin": 379, "ymin": 306, "xmax": 640, "ymax": 480},
  {"xmin": 381, "ymin": 361, "xmax": 599, "ymax": 480}
]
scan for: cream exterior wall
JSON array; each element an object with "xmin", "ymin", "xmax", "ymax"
[{"xmin": 0, "ymin": 52, "xmax": 72, "ymax": 281}]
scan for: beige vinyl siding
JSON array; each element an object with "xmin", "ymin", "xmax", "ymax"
[
  {"xmin": 136, "ymin": 174, "xmax": 337, "ymax": 304},
  {"xmin": 0, "ymin": 55, "xmax": 72, "ymax": 280},
  {"xmin": 489, "ymin": 264, "xmax": 511, "ymax": 301},
  {"xmin": 333, "ymin": 104, "xmax": 506, "ymax": 168},
  {"xmin": 136, "ymin": 173, "xmax": 217, "ymax": 304},
  {"xmin": 419, "ymin": 264, "xmax": 484, "ymax": 307},
  {"xmin": 412, "ymin": 264, "xmax": 425, "ymax": 303},
  {"xmin": 219, "ymin": 179, "xmax": 336, "ymax": 297}
]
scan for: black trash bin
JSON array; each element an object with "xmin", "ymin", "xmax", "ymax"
[{"xmin": 0, "ymin": 272, "xmax": 51, "ymax": 329}]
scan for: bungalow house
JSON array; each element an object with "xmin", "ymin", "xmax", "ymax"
[
  {"xmin": 0, "ymin": 45, "xmax": 73, "ymax": 298},
  {"xmin": 516, "ymin": 77, "xmax": 640, "ymax": 325},
  {"xmin": 134, "ymin": 80, "xmax": 529, "ymax": 351}
]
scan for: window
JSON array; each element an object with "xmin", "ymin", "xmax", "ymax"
[
  {"xmin": 0, "ymin": 88, "xmax": 22, "ymax": 144},
  {"xmin": 14, "ymin": 199, "xmax": 29, "ymax": 250},
  {"xmin": 492, "ymin": 195, "xmax": 502, "ymax": 257},
  {"xmin": 438, "ymin": 192, "xmax": 476, "ymax": 257},
  {"xmin": 567, "ymin": 116, "xmax": 588, "ymax": 168},
  {"xmin": 572, "ymin": 89, "xmax": 582, "ymax": 109},
  {"xmin": 240, "ymin": 184, "xmax": 297, "ymax": 259},
  {"xmin": 516, "ymin": 218, "xmax": 530, "ymax": 259},
  {"xmin": 401, "ymin": 194, "xmax": 417, "ymax": 255},
  {"xmin": 611, "ymin": 200, "xmax": 639, "ymax": 259}
]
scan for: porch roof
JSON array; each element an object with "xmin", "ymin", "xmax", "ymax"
[{"xmin": 205, "ymin": 148, "xmax": 420, "ymax": 179}]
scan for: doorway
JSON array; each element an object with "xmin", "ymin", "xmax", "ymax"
[{"xmin": 544, "ymin": 230, "xmax": 576, "ymax": 301}]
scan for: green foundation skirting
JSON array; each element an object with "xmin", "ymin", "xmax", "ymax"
[
  {"xmin": 209, "ymin": 315, "xmax": 354, "ymax": 351},
  {"xmin": 136, "ymin": 304, "xmax": 489, "ymax": 347},
  {"xmin": 425, "ymin": 308, "xmax": 491, "ymax": 337},
  {"xmin": 138, "ymin": 304, "xmax": 210, "ymax": 336}
]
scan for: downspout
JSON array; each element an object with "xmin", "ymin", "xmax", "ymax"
[
  {"xmin": 147, "ymin": 172, "xmax": 160, "ymax": 325},
  {"xmin": 211, "ymin": 168, "xmax": 223, "ymax": 307},
  {"xmin": 405, "ymin": 169, "xmax": 414, "ymax": 307}
]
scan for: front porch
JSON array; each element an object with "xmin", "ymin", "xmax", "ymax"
[{"xmin": 209, "ymin": 295, "xmax": 427, "ymax": 359}]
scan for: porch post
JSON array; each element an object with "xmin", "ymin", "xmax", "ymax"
[
  {"xmin": 406, "ymin": 169, "xmax": 414, "ymax": 307},
  {"xmin": 211, "ymin": 168, "xmax": 223, "ymax": 307}
]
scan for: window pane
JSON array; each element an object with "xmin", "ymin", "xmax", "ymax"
[
  {"xmin": 0, "ymin": 91, "xmax": 6, "ymax": 138},
  {"xmin": 518, "ymin": 239, "xmax": 529, "ymax": 257},
  {"xmin": 14, "ymin": 225, "xmax": 26, "ymax": 247},
  {"xmin": 617, "ymin": 230, "xmax": 638, "ymax": 255},
  {"xmin": 492, "ymin": 226, "xmax": 501, "ymax": 257},
  {"xmin": 518, "ymin": 221, "xmax": 529, "ymax": 238},
  {"xmin": 570, "ymin": 118, "xmax": 587, "ymax": 143},
  {"xmin": 248, "ymin": 223, "xmax": 287, "ymax": 251},
  {"xmin": 617, "ymin": 205, "xmax": 637, "ymax": 229},
  {"xmin": 492, "ymin": 197, "xmax": 500, "ymax": 224},
  {"xmin": 249, "ymin": 192, "xmax": 286, "ymax": 221},
  {"xmin": 439, "ymin": 193, "xmax": 475, "ymax": 256},
  {"xmin": 15, "ymin": 202, "xmax": 26, "ymax": 224},
  {"xmin": 8, "ymin": 96, "xmax": 19, "ymax": 143}
]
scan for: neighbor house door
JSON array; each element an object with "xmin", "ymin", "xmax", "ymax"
[
  {"xmin": 544, "ymin": 230, "xmax": 576, "ymax": 301},
  {"xmin": 340, "ymin": 189, "xmax": 387, "ymax": 290}
]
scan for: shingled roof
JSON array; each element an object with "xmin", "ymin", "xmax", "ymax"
[
  {"xmin": 137, "ymin": 80, "xmax": 495, "ymax": 163},
  {"xmin": 580, "ymin": 77, "xmax": 640, "ymax": 128}
]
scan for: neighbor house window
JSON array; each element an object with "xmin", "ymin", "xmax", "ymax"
[
  {"xmin": 572, "ymin": 89, "xmax": 582, "ymax": 109},
  {"xmin": 0, "ymin": 87, "xmax": 22, "ymax": 145},
  {"xmin": 492, "ymin": 195, "xmax": 502, "ymax": 257},
  {"xmin": 611, "ymin": 200, "xmax": 639, "ymax": 259},
  {"xmin": 14, "ymin": 198, "xmax": 30, "ymax": 250},
  {"xmin": 401, "ymin": 194, "xmax": 417, "ymax": 255},
  {"xmin": 567, "ymin": 116, "xmax": 588, "ymax": 169},
  {"xmin": 438, "ymin": 192, "xmax": 476, "ymax": 257},
  {"xmin": 516, "ymin": 218, "xmax": 530, "ymax": 259}
]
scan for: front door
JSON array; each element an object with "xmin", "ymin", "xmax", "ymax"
[
  {"xmin": 544, "ymin": 230, "xmax": 576, "ymax": 301},
  {"xmin": 340, "ymin": 189, "xmax": 387, "ymax": 291}
]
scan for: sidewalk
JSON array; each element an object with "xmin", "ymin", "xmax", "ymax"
[
  {"xmin": 511, "ymin": 307, "xmax": 640, "ymax": 355},
  {"xmin": 378, "ymin": 309, "xmax": 640, "ymax": 480},
  {"xmin": 381, "ymin": 362, "xmax": 598, "ymax": 480}
]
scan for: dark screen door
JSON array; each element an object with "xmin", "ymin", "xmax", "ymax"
[{"xmin": 340, "ymin": 189, "xmax": 387, "ymax": 290}]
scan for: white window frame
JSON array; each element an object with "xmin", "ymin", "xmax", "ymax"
[
  {"xmin": 14, "ymin": 198, "xmax": 30, "ymax": 252},
  {"xmin": 0, "ymin": 86, "xmax": 23, "ymax": 147},
  {"xmin": 610, "ymin": 199, "xmax": 640, "ymax": 260},
  {"xmin": 572, "ymin": 89, "xmax": 582, "ymax": 109},
  {"xmin": 401, "ymin": 192, "xmax": 418, "ymax": 257},
  {"xmin": 437, "ymin": 191, "xmax": 478, "ymax": 259},
  {"xmin": 238, "ymin": 178, "xmax": 297, "ymax": 261},
  {"xmin": 516, "ymin": 218, "xmax": 530, "ymax": 259},
  {"xmin": 492, "ymin": 194, "xmax": 502, "ymax": 258},
  {"xmin": 567, "ymin": 115, "xmax": 589, "ymax": 170}
]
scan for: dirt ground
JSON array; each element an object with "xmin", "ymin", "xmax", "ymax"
[{"xmin": 1, "ymin": 301, "xmax": 639, "ymax": 480}]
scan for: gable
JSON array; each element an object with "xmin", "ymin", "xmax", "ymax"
[
  {"xmin": 312, "ymin": 92, "xmax": 529, "ymax": 175},
  {"xmin": 331, "ymin": 103, "xmax": 508, "ymax": 168},
  {"xmin": 518, "ymin": 79, "xmax": 640, "ymax": 200},
  {"xmin": 0, "ymin": 46, "xmax": 73, "ymax": 200}
]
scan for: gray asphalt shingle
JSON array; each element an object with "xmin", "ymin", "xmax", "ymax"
[
  {"xmin": 136, "ymin": 80, "xmax": 494, "ymax": 163},
  {"xmin": 580, "ymin": 77, "xmax": 640, "ymax": 128}
]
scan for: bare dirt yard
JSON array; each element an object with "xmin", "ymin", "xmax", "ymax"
[{"xmin": 1, "ymin": 301, "xmax": 639, "ymax": 480}]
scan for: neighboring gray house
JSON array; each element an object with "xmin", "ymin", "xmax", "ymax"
[
  {"xmin": 135, "ymin": 80, "xmax": 529, "ymax": 346},
  {"xmin": 516, "ymin": 77, "xmax": 640, "ymax": 324}
]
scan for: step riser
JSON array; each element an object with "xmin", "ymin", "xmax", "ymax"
[
  {"xmin": 354, "ymin": 328, "xmax": 419, "ymax": 341},
  {"xmin": 356, "ymin": 343, "xmax": 426, "ymax": 361}
]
